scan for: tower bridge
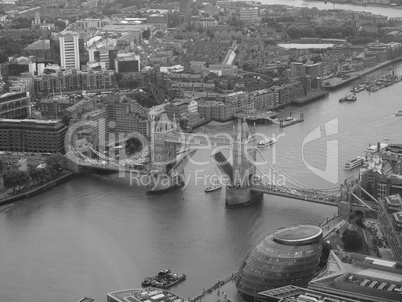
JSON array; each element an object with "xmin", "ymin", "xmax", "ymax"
[{"xmin": 66, "ymin": 113, "xmax": 361, "ymax": 208}]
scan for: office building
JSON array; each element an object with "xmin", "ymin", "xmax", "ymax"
[
  {"xmin": 0, "ymin": 119, "xmax": 68, "ymax": 153},
  {"xmin": 59, "ymin": 31, "xmax": 80, "ymax": 70},
  {"xmin": 115, "ymin": 53, "xmax": 140, "ymax": 73},
  {"xmin": 104, "ymin": 95, "xmax": 149, "ymax": 137},
  {"xmin": 378, "ymin": 194, "xmax": 402, "ymax": 261},
  {"xmin": 290, "ymin": 62, "xmax": 306, "ymax": 78},
  {"xmin": 240, "ymin": 7, "xmax": 259, "ymax": 24},
  {"xmin": 198, "ymin": 101, "xmax": 234, "ymax": 122},
  {"xmin": 33, "ymin": 68, "xmax": 116, "ymax": 94},
  {"xmin": 0, "ymin": 92, "xmax": 31, "ymax": 119},
  {"xmin": 39, "ymin": 95, "xmax": 74, "ymax": 119},
  {"xmin": 304, "ymin": 250, "xmax": 402, "ymax": 302},
  {"xmin": 236, "ymin": 225, "xmax": 323, "ymax": 300},
  {"xmin": 23, "ymin": 39, "xmax": 52, "ymax": 61}
]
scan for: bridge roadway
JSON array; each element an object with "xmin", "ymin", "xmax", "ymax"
[
  {"xmin": 73, "ymin": 158, "xmax": 148, "ymax": 173},
  {"xmin": 164, "ymin": 131, "xmax": 233, "ymax": 147},
  {"xmin": 251, "ymin": 185, "xmax": 339, "ymax": 206}
]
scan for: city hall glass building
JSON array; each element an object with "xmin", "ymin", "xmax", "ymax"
[{"xmin": 236, "ymin": 225, "xmax": 323, "ymax": 300}]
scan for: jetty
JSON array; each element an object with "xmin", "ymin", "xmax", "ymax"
[
  {"xmin": 188, "ymin": 273, "xmax": 237, "ymax": 302},
  {"xmin": 279, "ymin": 113, "xmax": 304, "ymax": 128},
  {"xmin": 234, "ymin": 110, "xmax": 279, "ymax": 124}
]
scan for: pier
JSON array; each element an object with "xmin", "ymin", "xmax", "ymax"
[
  {"xmin": 234, "ymin": 110, "xmax": 279, "ymax": 124},
  {"xmin": 189, "ymin": 273, "xmax": 237, "ymax": 302},
  {"xmin": 279, "ymin": 113, "xmax": 304, "ymax": 128}
]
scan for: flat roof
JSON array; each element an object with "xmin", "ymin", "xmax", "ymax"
[
  {"xmin": 385, "ymin": 194, "xmax": 402, "ymax": 207},
  {"xmin": 273, "ymin": 225, "xmax": 322, "ymax": 243},
  {"xmin": 393, "ymin": 211, "xmax": 402, "ymax": 223}
]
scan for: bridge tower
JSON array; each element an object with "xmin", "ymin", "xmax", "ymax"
[
  {"xmin": 150, "ymin": 113, "xmax": 178, "ymax": 172},
  {"xmin": 225, "ymin": 119, "xmax": 263, "ymax": 208},
  {"xmin": 338, "ymin": 182, "xmax": 352, "ymax": 217}
]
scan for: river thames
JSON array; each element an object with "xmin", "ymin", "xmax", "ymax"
[{"xmin": 2, "ymin": 62, "xmax": 402, "ymax": 302}]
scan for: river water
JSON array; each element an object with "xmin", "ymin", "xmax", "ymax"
[
  {"xmin": 2, "ymin": 63, "xmax": 402, "ymax": 302},
  {"xmin": 261, "ymin": 0, "xmax": 402, "ymax": 19}
]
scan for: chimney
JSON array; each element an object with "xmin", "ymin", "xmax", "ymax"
[{"xmin": 377, "ymin": 142, "xmax": 380, "ymax": 153}]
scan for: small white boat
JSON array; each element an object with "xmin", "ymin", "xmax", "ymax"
[
  {"xmin": 396, "ymin": 110, "xmax": 402, "ymax": 117},
  {"xmin": 257, "ymin": 137, "xmax": 277, "ymax": 148},
  {"xmin": 285, "ymin": 112, "xmax": 293, "ymax": 121},
  {"xmin": 205, "ymin": 185, "xmax": 222, "ymax": 193},
  {"xmin": 205, "ymin": 172, "xmax": 222, "ymax": 193}
]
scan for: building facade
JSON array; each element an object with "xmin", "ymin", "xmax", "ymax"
[
  {"xmin": 59, "ymin": 31, "xmax": 80, "ymax": 70},
  {"xmin": 0, "ymin": 92, "xmax": 31, "ymax": 119},
  {"xmin": 378, "ymin": 194, "xmax": 402, "ymax": 261},
  {"xmin": 0, "ymin": 119, "xmax": 67, "ymax": 153}
]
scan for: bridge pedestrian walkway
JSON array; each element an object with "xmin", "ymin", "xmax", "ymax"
[{"xmin": 189, "ymin": 274, "xmax": 239, "ymax": 302}]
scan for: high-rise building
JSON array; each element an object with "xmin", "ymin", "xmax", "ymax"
[
  {"xmin": 59, "ymin": 31, "xmax": 80, "ymax": 70},
  {"xmin": 239, "ymin": 7, "xmax": 259, "ymax": 24},
  {"xmin": 179, "ymin": 0, "xmax": 191, "ymax": 25}
]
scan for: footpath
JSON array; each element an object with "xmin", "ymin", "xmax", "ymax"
[
  {"xmin": 0, "ymin": 171, "xmax": 75, "ymax": 207},
  {"xmin": 189, "ymin": 274, "xmax": 238, "ymax": 302}
]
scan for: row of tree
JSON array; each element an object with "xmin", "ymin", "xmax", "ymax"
[{"xmin": 1, "ymin": 153, "xmax": 68, "ymax": 192}]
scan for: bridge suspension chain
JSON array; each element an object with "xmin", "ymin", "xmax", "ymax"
[{"xmin": 252, "ymin": 148, "xmax": 340, "ymax": 195}]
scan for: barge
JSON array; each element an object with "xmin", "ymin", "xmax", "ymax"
[{"xmin": 142, "ymin": 269, "xmax": 186, "ymax": 289}]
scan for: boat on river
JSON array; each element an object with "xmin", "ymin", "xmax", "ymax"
[
  {"xmin": 257, "ymin": 137, "xmax": 277, "ymax": 148},
  {"xmin": 339, "ymin": 94, "xmax": 357, "ymax": 102},
  {"xmin": 345, "ymin": 156, "xmax": 364, "ymax": 170},
  {"xmin": 142, "ymin": 270, "xmax": 186, "ymax": 289}
]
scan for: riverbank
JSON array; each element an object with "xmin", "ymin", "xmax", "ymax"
[
  {"xmin": 0, "ymin": 171, "xmax": 76, "ymax": 207},
  {"xmin": 322, "ymin": 57, "xmax": 402, "ymax": 90}
]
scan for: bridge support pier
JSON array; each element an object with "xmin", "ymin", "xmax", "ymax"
[{"xmin": 225, "ymin": 187, "xmax": 263, "ymax": 208}]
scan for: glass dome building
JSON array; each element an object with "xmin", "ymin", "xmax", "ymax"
[{"xmin": 236, "ymin": 225, "xmax": 323, "ymax": 300}]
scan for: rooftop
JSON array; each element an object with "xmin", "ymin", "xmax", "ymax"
[
  {"xmin": 0, "ymin": 118, "xmax": 61, "ymax": 125},
  {"xmin": 393, "ymin": 211, "xmax": 402, "ymax": 223},
  {"xmin": 24, "ymin": 39, "xmax": 50, "ymax": 51},
  {"xmin": 385, "ymin": 194, "xmax": 402, "ymax": 207},
  {"xmin": 273, "ymin": 225, "xmax": 322, "ymax": 243}
]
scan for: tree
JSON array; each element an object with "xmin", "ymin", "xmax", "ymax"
[
  {"xmin": 45, "ymin": 153, "xmax": 68, "ymax": 173},
  {"xmin": 0, "ymin": 51, "xmax": 9, "ymax": 64},
  {"xmin": 28, "ymin": 166, "xmax": 41, "ymax": 185},
  {"xmin": 3, "ymin": 170, "xmax": 20, "ymax": 192},
  {"xmin": 342, "ymin": 230, "xmax": 363, "ymax": 251},
  {"xmin": 54, "ymin": 20, "xmax": 66, "ymax": 31},
  {"xmin": 16, "ymin": 171, "xmax": 30, "ymax": 190}
]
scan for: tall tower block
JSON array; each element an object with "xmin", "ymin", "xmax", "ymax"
[
  {"xmin": 59, "ymin": 31, "xmax": 80, "ymax": 70},
  {"xmin": 225, "ymin": 119, "xmax": 263, "ymax": 208}
]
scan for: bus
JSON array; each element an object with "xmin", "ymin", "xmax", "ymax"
[
  {"xmin": 387, "ymin": 284, "xmax": 397, "ymax": 291},
  {"xmin": 369, "ymin": 281, "xmax": 378, "ymax": 288},
  {"xmin": 360, "ymin": 279, "xmax": 370, "ymax": 287},
  {"xmin": 378, "ymin": 283, "xmax": 388, "ymax": 290}
]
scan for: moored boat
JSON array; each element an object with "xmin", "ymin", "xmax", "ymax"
[
  {"xmin": 205, "ymin": 185, "xmax": 222, "ymax": 192},
  {"xmin": 141, "ymin": 270, "xmax": 186, "ymax": 289},
  {"xmin": 345, "ymin": 156, "xmax": 364, "ymax": 170},
  {"xmin": 339, "ymin": 94, "xmax": 357, "ymax": 102}
]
